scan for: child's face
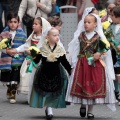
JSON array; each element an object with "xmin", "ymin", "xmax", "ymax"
[
  {"xmin": 7, "ymin": 18, "xmax": 19, "ymax": 31},
  {"xmin": 116, "ymin": 0, "xmax": 120, "ymax": 5},
  {"xmin": 84, "ymin": 15, "xmax": 97, "ymax": 33},
  {"xmin": 32, "ymin": 19, "xmax": 42, "ymax": 34},
  {"xmin": 47, "ymin": 28, "xmax": 59, "ymax": 44},
  {"xmin": 110, "ymin": 12, "xmax": 120, "ymax": 23},
  {"xmin": 107, "ymin": 4, "xmax": 116, "ymax": 15},
  {"xmin": 54, "ymin": 23, "xmax": 62, "ymax": 32}
]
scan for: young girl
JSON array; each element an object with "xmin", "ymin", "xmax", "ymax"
[
  {"xmin": 0, "ymin": 12, "xmax": 27, "ymax": 104},
  {"xmin": 30, "ymin": 27, "xmax": 71, "ymax": 120},
  {"xmin": 101, "ymin": 1, "xmax": 116, "ymax": 22},
  {"xmin": 68, "ymin": 7, "xmax": 99, "ymax": 63},
  {"xmin": 9, "ymin": 17, "xmax": 51, "ymax": 103},
  {"xmin": 110, "ymin": 6, "xmax": 120, "ymax": 105},
  {"xmin": 47, "ymin": 16, "xmax": 64, "ymax": 47},
  {"xmin": 66, "ymin": 13, "xmax": 116, "ymax": 119},
  {"xmin": 9, "ymin": 17, "xmax": 64, "ymax": 103}
]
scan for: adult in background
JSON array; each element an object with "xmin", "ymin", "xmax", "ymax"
[
  {"xmin": 91, "ymin": 0, "xmax": 108, "ymax": 10},
  {"xmin": 18, "ymin": 0, "xmax": 52, "ymax": 37},
  {"xmin": 56, "ymin": 0, "xmax": 68, "ymax": 7},
  {"xmin": 8, "ymin": 0, "xmax": 22, "ymax": 14},
  {"xmin": 66, "ymin": 0, "xmax": 86, "ymax": 21},
  {"xmin": 0, "ymin": 0, "xmax": 9, "ymax": 33}
]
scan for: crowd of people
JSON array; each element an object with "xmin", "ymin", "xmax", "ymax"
[{"xmin": 1, "ymin": 0, "xmax": 120, "ymax": 120}]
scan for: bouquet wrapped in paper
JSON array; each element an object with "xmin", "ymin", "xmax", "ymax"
[
  {"xmin": 28, "ymin": 46, "xmax": 40, "ymax": 58},
  {"xmin": 26, "ymin": 46, "xmax": 40, "ymax": 72}
]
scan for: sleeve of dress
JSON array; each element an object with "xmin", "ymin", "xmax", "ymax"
[
  {"xmin": 71, "ymin": 39, "xmax": 80, "ymax": 68},
  {"xmin": 18, "ymin": 0, "xmax": 27, "ymax": 22},
  {"xmin": 60, "ymin": 55, "xmax": 72, "ymax": 75},
  {"xmin": 16, "ymin": 43, "xmax": 26, "ymax": 52},
  {"xmin": 16, "ymin": 40, "xmax": 31, "ymax": 52},
  {"xmin": 39, "ymin": 0, "xmax": 52, "ymax": 14},
  {"xmin": 34, "ymin": 54, "xmax": 42, "ymax": 64}
]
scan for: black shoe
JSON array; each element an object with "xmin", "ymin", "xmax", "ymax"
[
  {"xmin": 115, "ymin": 91, "xmax": 119, "ymax": 100},
  {"xmin": 87, "ymin": 113, "xmax": 94, "ymax": 119},
  {"xmin": 45, "ymin": 109, "xmax": 53, "ymax": 120},
  {"xmin": 47, "ymin": 114, "xmax": 53, "ymax": 120},
  {"xmin": 80, "ymin": 107, "xmax": 86, "ymax": 117}
]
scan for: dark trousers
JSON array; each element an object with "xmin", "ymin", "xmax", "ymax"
[
  {"xmin": 0, "ymin": 3, "xmax": 9, "ymax": 33},
  {"xmin": 27, "ymin": 26, "xmax": 33, "ymax": 37},
  {"xmin": 1, "ymin": 66, "xmax": 21, "ymax": 83}
]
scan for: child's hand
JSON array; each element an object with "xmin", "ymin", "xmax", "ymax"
[
  {"xmin": 25, "ymin": 50, "xmax": 31, "ymax": 55},
  {"xmin": 93, "ymin": 52, "xmax": 101, "ymax": 61},
  {"xmin": 71, "ymin": 68, "xmax": 74, "ymax": 74},
  {"xmin": 6, "ymin": 49, "xmax": 17, "ymax": 56},
  {"xmin": 27, "ymin": 60, "xmax": 31, "ymax": 65}
]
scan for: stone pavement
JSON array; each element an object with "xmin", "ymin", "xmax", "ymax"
[{"xmin": 0, "ymin": 84, "xmax": 120, "ymax": 120}]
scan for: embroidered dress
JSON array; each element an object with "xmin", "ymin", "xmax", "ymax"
[
  {"xmin": 30, "ymin": 43, "xmax": 71, "ymax": 108},
  {"xmin": 66, "ymin": 32, "xmax": 116, "ymax": 106},
  {"xmin": 71, "ymin": 32, "xmax": 106, "ymax": 99}
]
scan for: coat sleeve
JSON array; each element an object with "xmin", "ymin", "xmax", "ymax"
[
  {"xmin": 60, "ymin": 55, "xmax": 72, "ymax": 75},
  {"xmin": 18, "ymin": 0, "xmax": 27, "ymax": 22},
  {"xmin": 39, "ymin": 0, "xmax": 52, "ymax": 14}
]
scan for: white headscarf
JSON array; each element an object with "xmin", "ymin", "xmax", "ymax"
[
  {"xmin": 68, "ymin": 7, "xmax": 106, "ymax": 58},
  {"xmin": 68, "ymin": 8, "xmax": 107, "ymax": 67},
  {"xmin": 26, "ymin": 17, "xmax": 51, "ymax": 42},
  {"xmin": 37, "ymin": 26, "xmax": 64, "ymax": 48}
]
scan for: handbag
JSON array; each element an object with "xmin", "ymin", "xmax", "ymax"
[
  {"xmin": 48, "ymin": 4, "xmax": 60, "ymax": 17},
  {"xmin": 22, "ymin": 0, "xmax": 40, "ymax": 28},
  {"xmin": 22, "ymin": 14, "xmax": 34, "ymax": 28}
]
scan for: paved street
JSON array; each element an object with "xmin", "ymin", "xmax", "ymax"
[
  {"xmin": 0, "ymin": 84, "xmax": 120, "ymax": 120},
  {"xmin": 0, "ymin": 1, "xmax": 120, "ymax": 120}
]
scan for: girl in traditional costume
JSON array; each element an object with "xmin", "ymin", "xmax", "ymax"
[
  {"xmin": 30, "ymin": 27, "xmax": 71, "ymax": 120},
  {"xmin": 47, "ymin": 16, "xmax": 64, "ymax": 47},
  {"xmin": 9, "ymin": 17, "xmax": 51, "ymax": 103},
  {"xmin": 0, "ymin": 12, "xmax": 27, "ymax": 104},
  {"xmin": 66, "ymin": 12, "xmax": 116, "ymax": 119}
]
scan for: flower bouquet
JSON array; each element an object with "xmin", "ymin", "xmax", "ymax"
[
  {"xmin": 26, "ymin": 46, "xmax": 40, "ymax": 72},
  {"xmin": 0, "ymin": 38, "xmax": 12, "ymax": 49},
  {"xmin": 99, "ymin": 9, "xmax": 107, "ymax": 18},
  {"xmin": 102, "ymin": 20, "xmax": 120, "ymax": 54},
  {"xmin": 87, "ymin": 38, "xmax": 108, "ymax": 66}
]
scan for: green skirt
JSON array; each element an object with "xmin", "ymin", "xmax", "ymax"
[{"xmin": 30, "ymin": 64, "xmax": 68, "ymax": 108}]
